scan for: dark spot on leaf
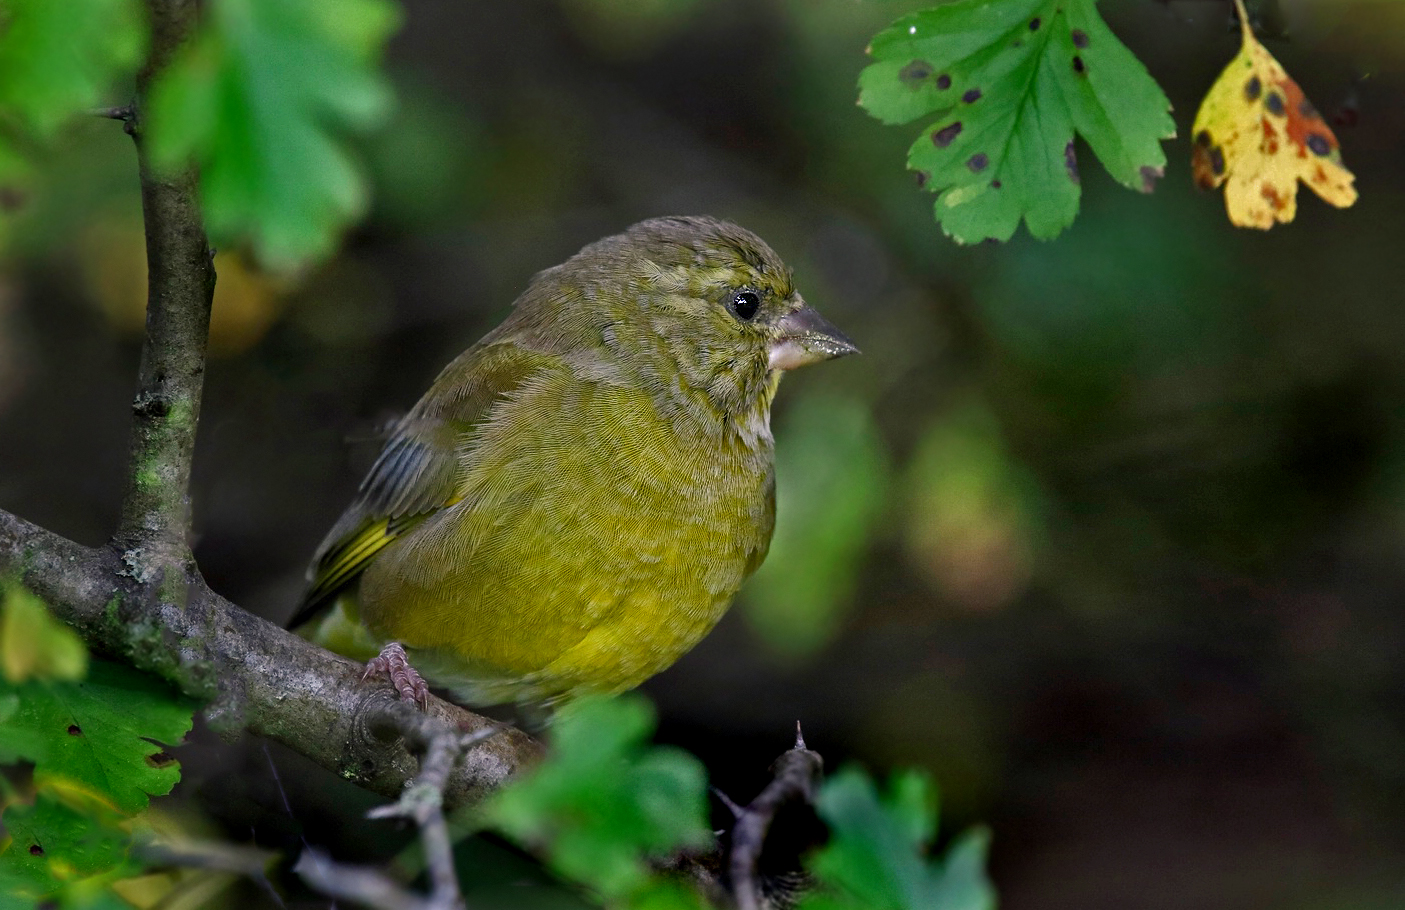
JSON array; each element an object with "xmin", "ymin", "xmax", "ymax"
[
  {"xmin": 1209, "ymin": 146, "xmax": 1226, "ymax": 176},
  {"xmin": 1195, "ymin": 129, "xmax": 1213, "ymax": 147},
  {"xmin": 899, "ymin": 60, "xmax": 934, "ymax": 87},
  {"xmin": 1245, "ymin": 76, "xmax": 1261, "ymax": 101},
  {"xmin": 915, "ymin": 170, "xmax": 930, "ymax": 188},
  {"xmin": 1306, "ymin": 133, "xmax": 1332, "ymax": 156},
  {"xmin": 932, "ymin": 122, "xmax": 963, "ymax": 148},
  {"xmin": 29, "ymin": 844, "xmax": 43, "ymax": 856},
  {"xmin": 1029, "ymin": 17, "xmax": 1041, "ymax": 30},
  {"xmin": 1073, "ymin": 56, "xmax": 1085, "ymax": 74},
  {"xmin": 1265, "ymin": 92, "xmax": 1285, "ymax": 116},
  {"xmin": 967, "ymin": 153, "xmax": 989, "ymax": 172},
  {"xmin": 991, "ymin": 179, "xmax": 1002, "ymax": 189},
  {"xmin": 1139, "ymin": 165, "xmax": 1163, "ymax": 193},
  {"xmin": 67, "ymin": 724, "xmax": 82, "ymax": 736},
  {"xmin": 936, "ymin": 73, "xmax": 952, "ymax": 90},
  {"xmin": 1071, "ymin": 29, "xmax": 1089, "ymax": 48},
  {"xmin": 146, "ymin": 751, "xmax": 176, "ymax": 769},
  {"xmin": 962, "ymin": 88, "xmax": 982, "ymax": 103},
  {"xmin": 1261, "ymin": 184, "xmax": 1284, "ymax": 210},
  {"xmin": 0, "ymin": 187, "xmax": 26, "ymax": 211},
  {"xmin": 1013, "ymin": 39, "xmax": 1023, "ymax": 48},
  {"xmin": 1064, "ymin": 140, "xmax": 1079, "ymax": 184}
]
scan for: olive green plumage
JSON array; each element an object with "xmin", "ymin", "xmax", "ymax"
[{"xmin": 292, "ymin": 216, "xmax": 855, "ymax": 706}]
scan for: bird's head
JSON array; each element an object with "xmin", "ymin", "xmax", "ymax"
[{"xmin": 550, "ymin": 216, "xmax": 857, "ymax": 425}]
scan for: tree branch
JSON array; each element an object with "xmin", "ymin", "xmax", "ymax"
[
  {"xmin": 0, "ymin": 509, "xmax": 541, "ymax": 807},
  {"xmin": 116, "ymin": 0, "xmax": 214, "ymax": 578},
  {"xmin": 727, "ymin": 726, "xmax": 824, "ymax": 910}
]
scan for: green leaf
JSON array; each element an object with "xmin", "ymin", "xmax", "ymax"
[
  {"xmin": 0, "ymin": 0, "xmax": 146, "ymax": 137},
  {"xmin": 484, "ymin": 695, "xmax": 710, "ymax": 901},
  {"xmin": 0, "ymin": 585, "xmax": 88, "ymax": 684},
  {"xmin": 0, "ymin": 781, "xmax": 132, "ymax": 901},
  {"xmin": 859, "ymin": 0, "xmax": 1174, "ymax": 243},
  {"xmin": 0, "ymin": 660, "xmax": 194, "ymax": 814},
  {"xmin": 146, "ymin": 0, "xmax": 400, "ymax": 268},
  {"xmin": 745, "ymin": 394, "xmax": 890, "ymax": 656},
  {"xmin": 801, "ymin": 767, "xmax": 995, "ymax": 910}
]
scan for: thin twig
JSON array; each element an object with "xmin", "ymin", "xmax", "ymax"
[
  {"xmin": 729, "ymin": 724, "xmax": 824, "ymax": 910},
  {"xmin": 134, "ymin": 839, "xmax": 286, "ymax": 909},
  {"xmin": 297, "ymin": 712, "xmax": 504, "ymax": 910},
  {"xmin": 295, "ymin": 849, "xmax": 431, "ymax": 910}
]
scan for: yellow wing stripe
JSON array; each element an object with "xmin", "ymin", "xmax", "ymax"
[{"xmin": 306, "ymin": 521, "xmax": 399, "ymax": 609}]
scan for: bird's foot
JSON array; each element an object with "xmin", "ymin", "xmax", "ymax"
[{"xmin": 363, "ymin": 642, "xmax": 430, "ymax": 709}]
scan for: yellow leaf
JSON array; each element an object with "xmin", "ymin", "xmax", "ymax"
[
  {"xmin": 0, "ymin": 583, "xmax": 88, "ymax": 682},
  {"xmin": 1191, "ymin": 0, "xmax": 1356, "ymax": 228}
]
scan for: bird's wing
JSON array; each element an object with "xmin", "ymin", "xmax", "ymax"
[{"xmin": 289, "ymin": 340, "xmax": 552, "ymax": 629}]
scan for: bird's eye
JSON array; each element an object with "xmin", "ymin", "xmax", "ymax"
[{"xmin": 731, "ymin": 290, "xmax": 761, "ymax": 321}]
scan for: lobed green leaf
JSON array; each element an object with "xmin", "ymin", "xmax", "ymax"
[
  {"xmin": 146, "ymin": 0, "xmax": 400, "ymax": 269},
  {"xmin": 859, "ymin": 0, "xmax": 1174, "ymax": 243},
  {"xmin": 484, "ymin": 695, "xmax": 711, "ymax": 901},
  {"xmin": 0, "ymin": 660, "xmax": 194, "ymax": 815},
  {"xmin": 802, "ymin": 767, "xmax": 994, "ymax": 910}
]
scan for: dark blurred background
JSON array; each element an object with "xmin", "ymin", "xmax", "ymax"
[{"xmin": 4, "ymin": 0, "xmax": 1405, "ymax": 906}]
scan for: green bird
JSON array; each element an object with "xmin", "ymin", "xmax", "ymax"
[{"xmin": 290, "ymin": 216, "xmax": 856, "ymax": 708}]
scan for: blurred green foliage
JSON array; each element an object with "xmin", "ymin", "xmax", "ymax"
[
  {"xmin": 147, "ymin": 0, "xmax": 400, "ymax": 268},
  {"xmin": 860, "ymin": 0, "xmax": 1174, "ymax": 242},
  {"xmin": 802, "ymin": 767, "xmax": 994, "ymax": 910},
  {"xmin": 0, "ymin": 590, "xmax": 195, "ymax": 908},
  {"xmin": 484, "ymin": 696, "xmax": 712, "ymax": 906},
  {"xmin": 0, "ymin": 0, "xmax": 144, "ymax": 137},
  {"xmin": 746, "ymin": 394, "xmax": 890, "ymax": 657}
]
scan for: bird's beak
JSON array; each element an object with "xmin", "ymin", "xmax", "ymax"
[{"xmin": 768, "ymin": 305, "xmax": 859, "ymax": 371}]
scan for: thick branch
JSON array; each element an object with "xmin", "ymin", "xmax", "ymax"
[
  {"xmin": 0, "ymin": 509, "xmax": 542, "ymax": 807},
  {"xmin": 115, "ymin": 0, "xmax": 215, "ymax": 570}
]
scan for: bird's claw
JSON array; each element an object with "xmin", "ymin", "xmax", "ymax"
[{"xmin": 363, "ymin": 642, "xmax": 430, "ymax": 710}]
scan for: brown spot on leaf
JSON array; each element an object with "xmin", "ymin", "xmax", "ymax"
[
  {"xmin": 0, "ymin": 187, "xmax": 26, "ymax": 211},
  {"xmin": 1139, "ymin": 165, "xmax": 1163, "ymax": 193},
  {"xmin": 30, "ymin": 844, "xmax": 43, "ymax": 856},
  {"xmin": 146, "ymin": 751, "xmax": 177, "ymax": 769},
  {"xmin": 936, "ymin": 73, "xmax": 952, "ymax": 90},
  {"xmin": 1265, "ymin": 92, "xmax": 1285, "ymax": 116},
  {"xmin": 1073, "ymin": 56, "xmax": 1085, "ymax": 74},
  {"xmin": 932, "ymin": 122, "xmax": 963, "ymax": 148},
  {"xmin": 1261, "ymin": 184, "xmax": 1284, "ymax": 211},
  {"xmin": 1209, "ymin": 146, "xmax": 1226, "ymax": 176},
  {"xmin": 992, "ymin": 180, "xmax": 1002, "ymax": 189},
  {"xmin": 1064, "ymin": 140, "xmax": 1079, "ymax": 184},
  {"xmin": 900, "ymin": 60, "xmax": 934, "ymax": 87},
  {"xmin": 1072, "ymin": 29, "xmax": 1089, "ymax": 48},
  {"xmin": 962, "ymin": 88, "xmax": 982, "ymax": 103},
  {"xmin": 1245, "ymin": 76, "xmax": 1261, "ymax": 101},
  {"xmin": 1306, "ymin": 133, "xmax": 1331, "ymax": 156},
  {"xmin": 67, "ymin": 724, "xmax": 82, "ymax": 736},
  {"xmin": 967, "ymin": 153, "xmax": 989, "ymax": 172}
]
